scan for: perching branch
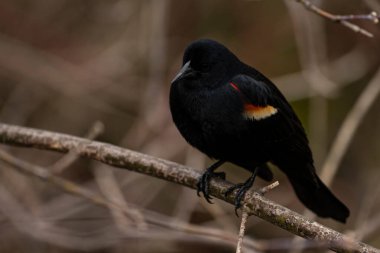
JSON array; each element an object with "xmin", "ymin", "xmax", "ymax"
[
  {"xmin": 0, "ymin": 123, "xmax": 379, "ymax": 253},
  {"xmin": 296, "ymin": 0, "xmax": 379, "ymax": 38}
]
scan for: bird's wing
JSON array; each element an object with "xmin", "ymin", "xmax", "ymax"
[
  {"xmin": 228, "ymin": 74, "xmax": 311, "ymax": 159},
  {"xmin": 229, "ymin": 74, "xmax": 294, "ymax": 121}
]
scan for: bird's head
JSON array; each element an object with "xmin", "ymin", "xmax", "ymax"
[{"xmin": 171, "ymin": 39, "xmax": 240, "ymax": 88}]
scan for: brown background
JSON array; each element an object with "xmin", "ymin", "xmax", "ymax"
[{"xmin": 0, "ymin": 0, "xmax": 379, "ymax": 252}]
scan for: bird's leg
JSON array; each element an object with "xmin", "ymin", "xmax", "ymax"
[
  {"xmin": 225, "ymin": 168, "xmax": 258, "ymax": 215},
  {"xmin": 196, "ymin": 160, "xmax": 226, "ymax": 203}
]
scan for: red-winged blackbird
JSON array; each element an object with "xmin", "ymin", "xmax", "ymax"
[{"xmin": 170, "ymin": 39, "xmax": 349, "ymax": 223}]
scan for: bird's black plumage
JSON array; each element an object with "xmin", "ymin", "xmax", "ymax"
[{"xmin": 170, "ymin": 39, "xmax": 349, "ymax": 223}]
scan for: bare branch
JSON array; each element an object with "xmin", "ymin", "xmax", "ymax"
[
  {"xmin": 0, "ymin": 123, "xmax": 379, "ymax": 253},
  {"xmin": 296, "ymin": 0, "xmax": 379, "ymax": 38},
  {"xmin": 236, "ymin": 207, "xmax": 249, "ymax": 253},
  {"xmin": 258, "ymin": 181, "xmax": 280, "ymax": 195}
]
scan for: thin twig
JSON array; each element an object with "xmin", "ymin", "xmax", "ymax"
[
  {"xmin": 296, "ymin": 0, "xmax": 379, "ymax": 38},
  {"xmin": 93, "ymin": 164, "xmax": 147, "ymax": 231},
  {"xmin": 258, "ymin": 181, "xmax": 280, "ymax": 195},
  {"xmin": 236, "ymin": 207, "xmax": 249, "ymax": 253}
]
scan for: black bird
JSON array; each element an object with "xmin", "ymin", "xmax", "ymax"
[{"xmin": 169, "ymin": 39, "xmax": 349, "ymax": 223}]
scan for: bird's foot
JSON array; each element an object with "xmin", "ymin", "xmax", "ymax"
[
  {"xmin": 197, "ymin": 170, "xmax": 225, "ymax": 203},
  {"xmin": 196, "ymin": 160, "xmax": 226, "ymax": 203},
  {"xmin": 224, "ymin": 182, "xmax": 252, "ymax": 215},
  {"xmin": 224, "ymin": 171, "xmax": 257, "ymax": 216}
]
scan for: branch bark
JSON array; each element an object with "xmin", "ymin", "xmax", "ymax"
[{"xmin": 0, "ymin": 123, "xmax": 378, "ymax": 253}]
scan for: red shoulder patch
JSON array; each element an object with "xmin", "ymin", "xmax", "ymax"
[
  {"xmin": 229, "ymin": 81, "xmax": 277, "ymax": 120},
  {"xmin": 229, "ymin": 82, "xmax": 240, "ymax": 91}
]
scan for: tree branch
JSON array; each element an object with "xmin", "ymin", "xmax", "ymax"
[
  {"xmin": 296, "ymin": 0, "xmax": 379, "ymax": 38},
  {"xmin": 0, "ymin": 123, "xmax": 378, "ymax": 253}
]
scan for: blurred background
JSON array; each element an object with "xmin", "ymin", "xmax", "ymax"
[{"xmin": 0, "ymin": 0, "xmax": 379, "ymax": 252}]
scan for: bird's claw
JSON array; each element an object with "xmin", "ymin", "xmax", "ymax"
[
  {"xmin": 224, "ymin": 183, "xmax": 244, "ymax": 197},
  {"xmin": 224, "ymin": 183, "xmax": 249, "ymax": 216},
  {"xmin": 197, "ymin": 171, "xmax": 226, "ymax": 203},
  {"xmin": 224, "ymin": 172, "xmax": 257, "ymax": 216}
]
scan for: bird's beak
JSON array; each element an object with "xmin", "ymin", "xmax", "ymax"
[{"xmin": 171, "ymin": 61, "xmax": 191, "ymax": 84}]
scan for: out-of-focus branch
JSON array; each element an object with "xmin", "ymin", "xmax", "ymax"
[
  {"xmin": 321, "ymin": 68, "xmax": 380, "ymax": 185},
  {"xmin": 365, "ymin": 0, "xmax": 380, "ymax": 13},
  {"xmin": 0, "ymin": 148, "xmax": 147, "ymax": 229},
  {"xmin": 0, "ymin": 124, "xmax": 378, "ymax": 253},
  {"xmin": 274, "ymin": 47, "xmax": 372, "ymax": 100},
  {"xmin": 296, "ymin": 0, "xmax": 379, "ymax": 38}
]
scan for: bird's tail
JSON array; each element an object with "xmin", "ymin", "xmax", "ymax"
[{"xmin": 286, "ymin": 165, "xmax": 349, "ymax": 223}]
